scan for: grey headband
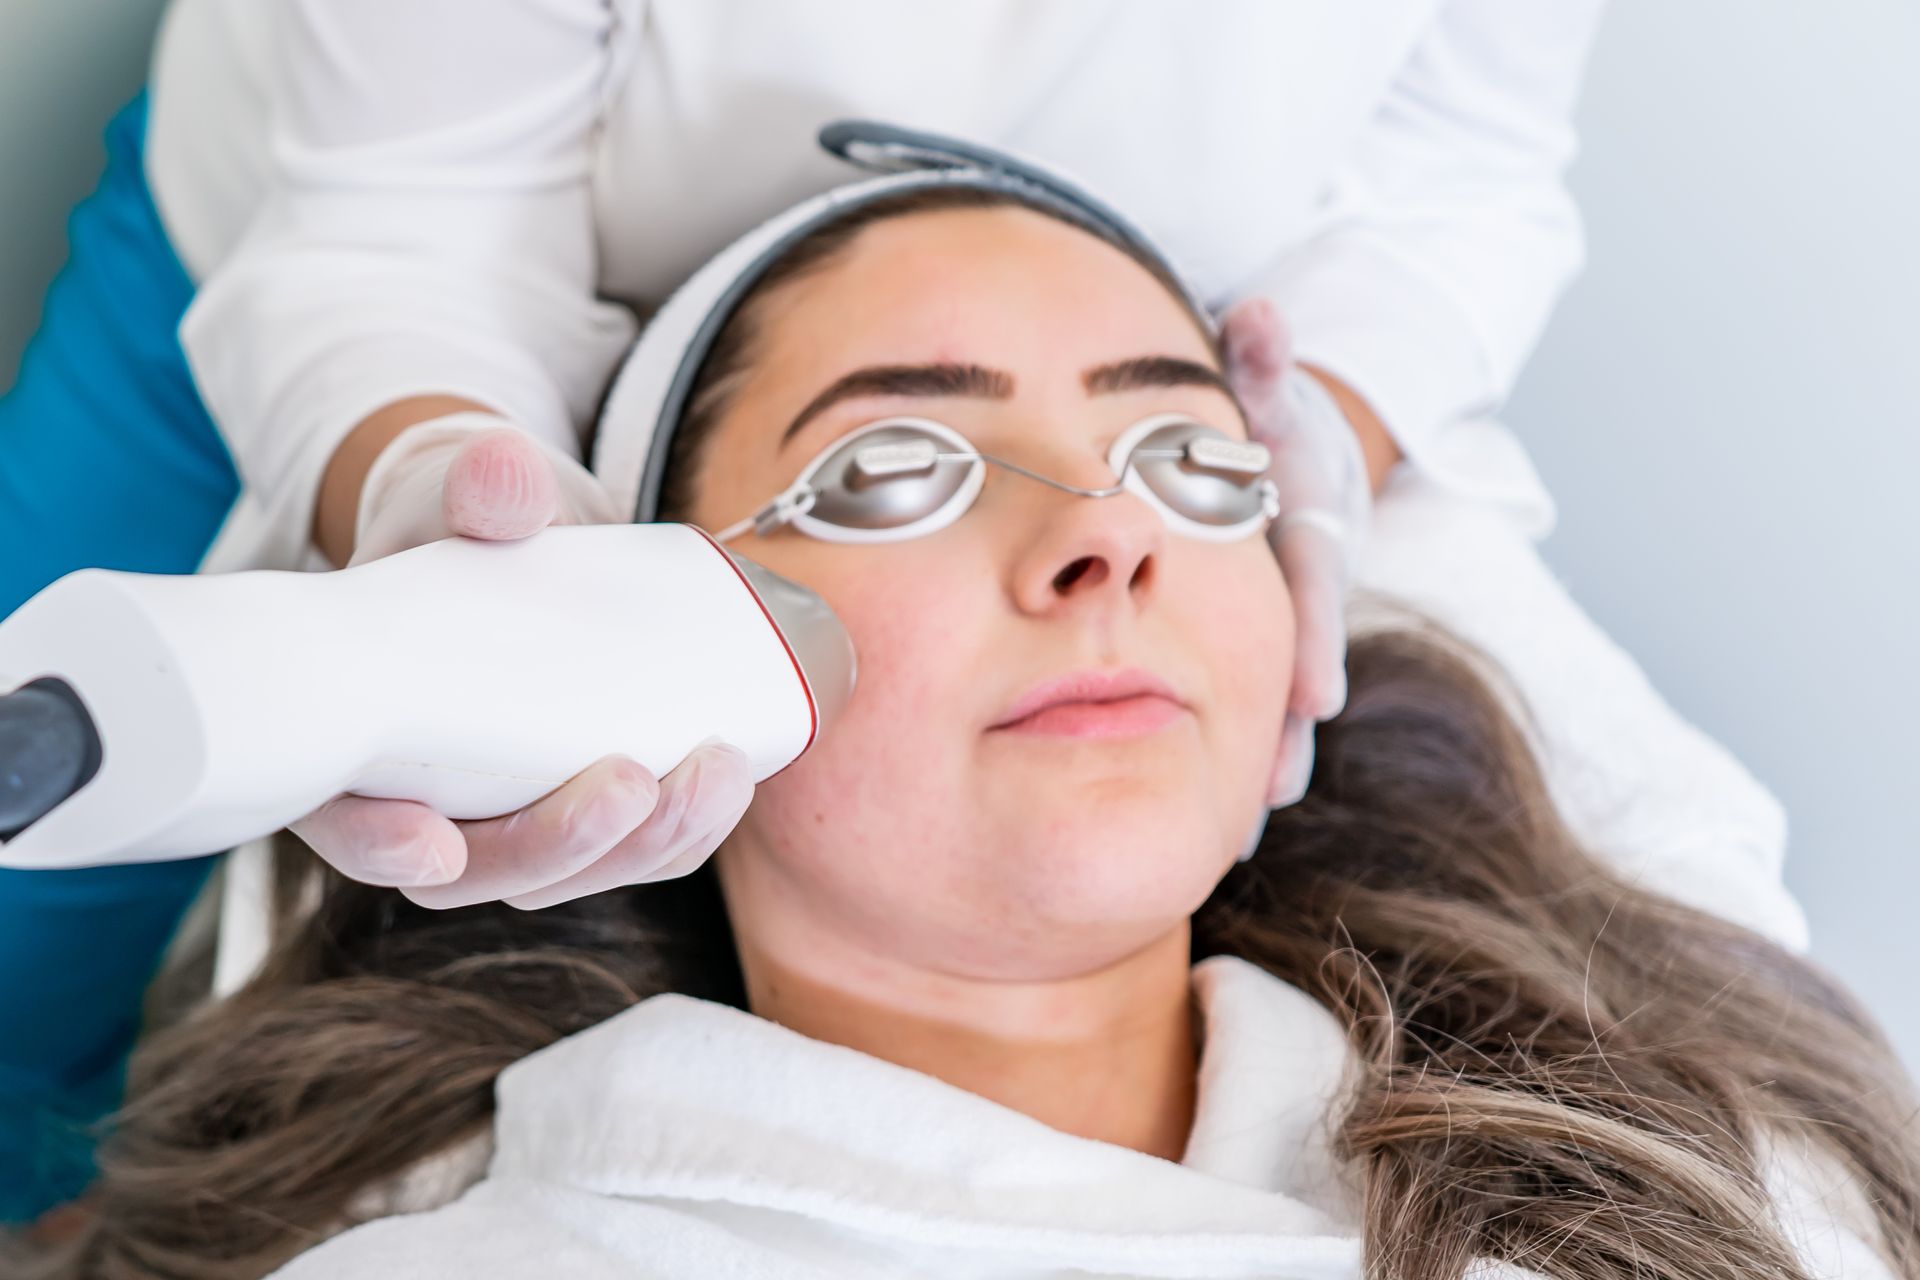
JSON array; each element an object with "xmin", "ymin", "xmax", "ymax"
[{"xmin": 587, "ymin": 118, "xmax": 1215, "ymax": 525}]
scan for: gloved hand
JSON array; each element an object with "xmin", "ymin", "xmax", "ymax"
[
  {"xmin": 345, "ymin": 410, "xmax": 621, "ymax": 567},
  {"xmin": 292, "ymin": 411, "xmax": 759, "ymax": 910},
  {"xmin": 1220, "ymin": 297, "xmax": 1372, "ymax": 810}
]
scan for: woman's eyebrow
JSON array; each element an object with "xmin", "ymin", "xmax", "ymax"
[{"xmin": 779, "ymin": 357, "xmax": 1232, "ymax": 451}]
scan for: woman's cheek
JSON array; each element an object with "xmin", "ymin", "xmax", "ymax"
[
  {"xmin": 1264, "ymin": 569, "xmax": 1298, "ymax": 699},
  {"xmin": 843, "ymin": 584, "xmax": 965, "ymax": 730},
  {"xmin": 1216, "ymin": 557, "xmax": 1296, "ymax": 744},
  {"xmin": 796, "ymin": 565, "xmax": 971, "ymax": 764},
  {"xmin": 743, "ymin": 572, "xmax": 965, "ymax": 865}
]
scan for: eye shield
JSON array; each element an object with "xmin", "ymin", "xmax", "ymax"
[{"xmin": 709, "ymin": 412, "xmax": 1281, "ymax": 546}]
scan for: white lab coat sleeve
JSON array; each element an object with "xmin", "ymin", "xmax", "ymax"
[
  {"xmin": 1460, "ymin": 1131, "xmax": 1900, "ymax": 1280},
  {"xmin": 1241, "ymin": 0, "xmax": 1606, "ymax": 521},
  {"xmin": 1354, "ymin": 470, "xmax": 1812, "ymax": 956},
  {"xmin": 180, "ymin": 0, "xmax": 641, "ymax": 573},
  {"xmin": 1759, "ymin": 1127, "xmax": 1902, "ymax": 1280}
]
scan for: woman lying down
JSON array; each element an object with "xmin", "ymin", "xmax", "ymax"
[{"xmin": 16, "ymin": 139, "xmax": 1920, "ymax": 1280}]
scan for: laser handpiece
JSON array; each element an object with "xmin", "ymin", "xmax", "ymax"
[{"xmin": 0, "ymin": 523, "xmax": 855, "ymax": 869}]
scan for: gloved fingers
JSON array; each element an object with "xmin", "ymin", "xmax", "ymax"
[
  {"xmin": 351, "ymin": 420, "xmax": 620, "ymax": 567},
  {"xmin": 441, "ymin": 426, "xmax": 562, "ymax": 541},
  {"xmin": 1222, "ymin": 294, "xmax": 1370, "ymax": 575},
  {"xmin": 1220, "ymin": 295, "xmax": 1357, "ymax": 815},
  {"xmin": 349, "ymin": 447, "xmax": 461, "ymax": 567},
  {"xmin": 1220, "ymin": 296, "xmax": 1295, "ymax": 407},
  {"xmin": 1222, "ymin": 294, "xmax": 1372, "ymax": 544},
  {"xmin": 401, "ymin": 754, "xmax": 665, "ymax": 910},
  {"xmin": 630, "ymin": 802, "xmax": 749, "ymax": 884},
  {"xmin": 547, "ymin": 448, "xmax": 626, "ymax": 527},
  {"xmin": 289, "ymin": 793, "xmax": 467, "ymax": 888},
  {"xmin": 1265, "ymin": 711, "xmax": 1318, "ymax": 809},
  {"xmin": 1277, "ymin": 372, "xmax": 1375, "ymax": 575},
  {"xmin": 499, "ymin": 742, "xmax": 755, "ymax": 911},
  {"xmin": 350, "ymin": 415, "xmax": 511, "ymax": 565},
  {"xmin": 1273, "ymin": 518, "xmax": 1353, "ymax": 722},
  {"xmin": 446, "ymin": 422, "xmax": 625, "ymax": 530}
]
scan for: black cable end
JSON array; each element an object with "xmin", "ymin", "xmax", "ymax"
[{"xmin": 0, "ymin": 677, "xmax": 104, "ymax": 842}]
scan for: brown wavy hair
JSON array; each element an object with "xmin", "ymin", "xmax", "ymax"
[{"xmin": 10, "ymin": 184, "xmax": 1919, "ymax": 1280}]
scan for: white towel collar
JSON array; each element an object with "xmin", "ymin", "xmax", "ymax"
[{"xmin": 487, "ymin": 952, "xmax": 1375, "ymax": 1276}]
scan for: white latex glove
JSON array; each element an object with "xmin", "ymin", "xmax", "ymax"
[
  {"xmin": 1220, "ymin": 298, "xmax": 1373, "ymax": 810},
  {"xmin": 346, "ymin": 411, "xmax": 622, "ymax": 568},
  {"xmin": 291, "ymin": 411, "xmax": 759, "ymax": 910}
]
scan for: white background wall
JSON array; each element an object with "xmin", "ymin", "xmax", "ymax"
[{"xmin": 2, "ymin": 2, "xmax": 1915, "ymax": 1066}]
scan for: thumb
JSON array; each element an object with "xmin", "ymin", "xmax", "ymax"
[
  {"xmin": 1266, "ymin": 712, "xmax": 1317, "ymax": 809},
  {"xmin": 442, "ymin": 427, "xmax": 562, "ymax": 541},
  {"xmin": 549, "ymin": 456, "xmax": 626, "ymax": 527},
  {"xmin": 1221, "ymin": 296, "xmax": 1295, "ymax": 401}
]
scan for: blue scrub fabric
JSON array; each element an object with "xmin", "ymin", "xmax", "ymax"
[{"xmin": 0, "ymin": 91, "xmax": 239, "ymax": 1224}]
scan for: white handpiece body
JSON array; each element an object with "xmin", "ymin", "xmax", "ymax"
[{"xmin": 0, "ymin": 523, "xmax": 854, "ymax": 870}]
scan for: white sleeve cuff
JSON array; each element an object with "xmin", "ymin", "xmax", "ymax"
[
  {"xmin": 1247, "ymin": 239, "xmax": 1562, "ymax": 541},
  {"xmin": 179, "ymin": 257, "xmax": 636, "ymax": 573},
  {"xmin": 1256, "ymin": 233, "xmax": 1500, "ymax": 458},
  {"xmin": 1353, "ymin": 470, "xmax": 1811, "ymax": 957}
]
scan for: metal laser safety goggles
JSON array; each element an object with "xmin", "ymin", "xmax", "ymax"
[{"xmin": 709, "ymin": 412, "xmax": 1281, "ymax": 546}]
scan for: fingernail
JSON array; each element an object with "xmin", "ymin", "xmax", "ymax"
[
  {"xmin": 365, "ymin": 837, "xmax": 452, "ymax": 886},
  {"xmin": 415, "ymin": 848, "xmax": 458, "ymax": 885},
  {"xmin": 692, "ymin": 735, "xmax": 749, "ymax": 764},
  {"xmin": 1320, "ymin": 668, "xmax": 1349, "ymax": 720},
  {"xmin": 474, "ymin": 438, "xmax": 534, "ymax": 504},
  {"xmin": 552, "ymin": 760, "xmax": 646, "ymax": 843},
  {"xmin": 445, "ymin": 435, "xmax": 554, "ymax": 537},
  {"xmin": 602, "ymin": 756, "xmax": 661, "ymax": 810},
  {"xmin": 1235, "ymin": 811, "xmax": 1269, "ymax": 863},
  {"xmin": 1268, "ymin": 721, "xmax": 1317, "ymax": 808}
]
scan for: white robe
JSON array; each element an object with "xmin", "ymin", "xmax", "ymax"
[{"xmin": 266, "ymin": 953, "xmax": 1892, "ymax": 1279}]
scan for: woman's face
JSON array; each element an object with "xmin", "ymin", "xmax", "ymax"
[{"xmin": 684, "ymin": 205, "xmax": 1294, "ymax": 982}]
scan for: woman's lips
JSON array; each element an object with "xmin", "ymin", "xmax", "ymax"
[{"xmin": 990, "ymin": 694, "xmax": 1188, "ymax": 739}]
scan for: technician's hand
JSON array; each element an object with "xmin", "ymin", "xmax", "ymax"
[
  {"xmin": 293, "ymin": 413, "xmax": 759, "ymax": 908},
  {"xmin": 293, "ymin": 741, "xmax": 756, "ymax": 910},
  {"xmin": 344, "ymin": 411, "xmax": 622, "ymax": 567},
  {"xmin": 1220, "ymin": 297, "xmax": 1372, "ymax": 808}
]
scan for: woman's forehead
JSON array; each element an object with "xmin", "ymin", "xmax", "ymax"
[
  {"xmin": 779, "ymin": 206, "xmax": 1198, "ymax": 343},
  {"xmin": 760, "ymin": 211, "xmax": 1217, "ymax": 385}
]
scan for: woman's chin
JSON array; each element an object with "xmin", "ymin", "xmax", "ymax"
[
  {"xmin": 960, "ymin": 829, "xmax": 1223, "ymax": 918},
  {"xmin": 881, "ymin": 878, "xmax": 1202, "ymax": 980}
]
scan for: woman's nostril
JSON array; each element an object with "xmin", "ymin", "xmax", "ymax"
[
  {"xmin": 1051, "ymin": 553, "xmax": 1155, "ymax": 594},
  {"xmin": 1054, "ymin": 557, "xmax": 1098, "ymax": 592}
]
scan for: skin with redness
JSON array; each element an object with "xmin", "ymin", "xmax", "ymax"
[{"xmin": 685, "ymin": 205, "xmax": 1295, "ymax": 1162}]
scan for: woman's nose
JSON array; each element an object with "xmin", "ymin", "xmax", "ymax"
[{"xmin": 1003, "ymin": 459, "xmax": 1167, "ymax": 612}]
